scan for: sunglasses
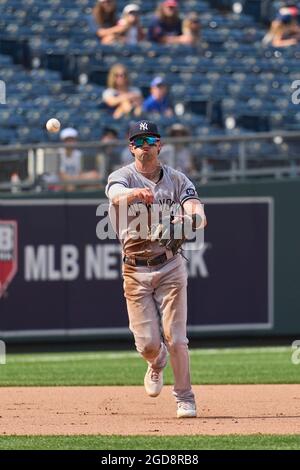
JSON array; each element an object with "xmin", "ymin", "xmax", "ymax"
[
  {"xmin": 115, "ymin": 72, "xmax": 127, "ymax": 77},
  {"xmin": 131, "ymin": 136, "xmax": 159, "ymax": 147}
]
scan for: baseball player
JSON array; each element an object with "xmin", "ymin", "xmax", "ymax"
[{"xmin": 105, "ymin": 120, "xmax": 206, "ymax": 418}]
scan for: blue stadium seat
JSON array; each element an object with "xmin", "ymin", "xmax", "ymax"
[
  {"xmin": 0, "ymin": 128, "xmax": 18, "ymax": 144},
  {"xmin": 0, "ymin": 0, "xmax": 300, "ymax": 145}
]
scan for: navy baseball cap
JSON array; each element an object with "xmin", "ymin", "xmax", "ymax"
[{"xmin": 128, "ymin": 120, "xmax": 161, "ymax": 140}]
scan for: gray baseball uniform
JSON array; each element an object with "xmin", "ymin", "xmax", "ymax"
[{"xmin": 105, "ymin": 162, "xmax": 200, "ymax": 403}]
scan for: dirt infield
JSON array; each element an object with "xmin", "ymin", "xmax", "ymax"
[{"xmin": 0, "ymin": 385, "xmax": 299, "ymax": 436}]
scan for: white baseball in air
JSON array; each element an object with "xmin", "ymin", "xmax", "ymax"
[{"xmin": 46, "ymin": 118, "xmax": 61, "ymax": 133}]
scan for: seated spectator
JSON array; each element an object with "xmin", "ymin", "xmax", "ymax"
[
  {"xmin": 148, "ymin": 0, "xmax": 182, "ymax": 44},
  {"xmin": 160, "ymin": 124, "xmax": 197, "ymax": 176},
  {"xmin": 96, "ymin": 127, "xmax": 121, "ymax": 176},
  {"xmin": 90, "ymin": 0, "xmax": 118, "ymax": 45},
  {"xmin": 102, "ymin": 64, "xmax": 143, "ymax": 119},
  {"xmin": 178, "ymin": 12, "xmax": 201, "ymax": 46},
  {"xmin": 121, "ymin": 145, "xmax": 133, "ymax": 166},
  {"xmin": 59, "ymin": 128, "xmax": 100, "ymax": 191},
  {"xmin": 263, "ymin": 7, "xmax": 300, "ymax": 47},
  {"xmin": 143, "ymin": 76, "xmax": 173, "ymax": 116},
  {"xmin": 117, "ymin": 4, "xmax": 145, "ymax": 45},
  {"xmin": 121, "ymin": 124, "xmax": 137, "ymax": 164}
]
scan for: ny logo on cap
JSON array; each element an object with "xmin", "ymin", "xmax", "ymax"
[{"xmin": 139, "ymin": 122, "xmax": 148, "ymax": 131}]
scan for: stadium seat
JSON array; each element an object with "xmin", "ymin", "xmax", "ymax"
[{"xmin": 0, "ymin": 0, "xmax": 300, "ymax": 146}]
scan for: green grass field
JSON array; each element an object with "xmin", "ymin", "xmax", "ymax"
[
  {"xmin": 0, "ymin": 435, "xmax": 300, "ymax": 450},
  {"xmin": 0, "ymin": 346, "xmax": 299, "ymax": 450},
  {"xmin": 0, "ymin": 346, "xmax": 297, "ymax": 386}
]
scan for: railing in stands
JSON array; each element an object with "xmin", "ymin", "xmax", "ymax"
[{"xmin": 0, "ymin": 130, "xmax": 300, "ymax": 192}]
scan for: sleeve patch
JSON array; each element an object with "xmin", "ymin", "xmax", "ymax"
[{"xmin": 186, "ymin": 188, "xmax": 196, "ymax": 196}]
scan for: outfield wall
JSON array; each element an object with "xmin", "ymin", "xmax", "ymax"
[{"xmin": 0, "ymin": 178, "xmax": 299, "ymax": 341}]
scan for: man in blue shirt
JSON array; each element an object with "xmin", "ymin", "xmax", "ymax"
[{"xmin": 143, "ymin": 77, "xmax": 174, "ymax": 116}]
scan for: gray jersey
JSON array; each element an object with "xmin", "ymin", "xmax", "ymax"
[{"xmin": 105, "ymin": 162, "xmax": 200, "ymax": 258}]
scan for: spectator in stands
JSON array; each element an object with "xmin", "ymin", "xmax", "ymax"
[
  {"xmin": 148, "ymin": 0, "xmax": 182, "ymax": 44},
  {"xmin": 143, "ymin": 76, "xmax": 173, "ymax": 116},
  {"xmin": 120, "ymin": 122, "xmax": 139, "ymax": 165},
  {"xmin": 90, "ymin": 0, "xmax": 119, "ymax": 44},
  {"xmin": 262, "ymin": 7, "xmax": 300, "ymax": 47},
  {"xmin": 102, "ymin": 64, "xmax": 143, "ymax": 119},
  {"xmin": 96, "ymin": 127, "xmax": 121, "ymax": 176},
  {"xmin": 160, "ymin": 124, "xmax": 197, "ymax": 175},
  {"xmin": 121, "ymin": 145, "xmax": 132, "ymax": 165},
  {"xmin": 178, "ymin": 12, "xmax": 201, "ymax": 46},
  {"xmin": 117, "ymin": 4, "xmax": 145, "ymax": 45},
  {"xmin": 59, "ymin": 128, "xmax": 100, "ymax": 191}
]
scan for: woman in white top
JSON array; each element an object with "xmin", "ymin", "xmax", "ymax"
[
  {"xmin": 117, "ymin": 4, "xmax": 145, "ymax": 45},
  {"xmin": 102, "ymin": 64, "xmax": 143, "ymax": 119},
  {"xmin": 59, "ymin": 128, "xmax": 100, "ymax": 191}
]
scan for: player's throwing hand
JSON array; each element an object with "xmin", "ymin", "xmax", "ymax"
[{"xmin": 132, "ymin": 188, "xmax": 154, "ymax": 204}]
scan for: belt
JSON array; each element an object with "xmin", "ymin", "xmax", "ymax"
[{"xmin": 123, "ymin": 253, "xmax": 170, "ymax": 267}]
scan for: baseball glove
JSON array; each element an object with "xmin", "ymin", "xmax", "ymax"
[{"xmin": 149, "ymin": 214, "xmax": 199, "ymax": 255}]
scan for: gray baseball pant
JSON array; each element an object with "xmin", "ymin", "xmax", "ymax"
[{"xmin": 122, "ymin": 254, "xmax": 195, "ymax": 403}]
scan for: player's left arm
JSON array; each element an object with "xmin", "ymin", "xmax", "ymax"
[{"xmin": 182, "ymin": 198, "xmax": 207, "ymax": 229}]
